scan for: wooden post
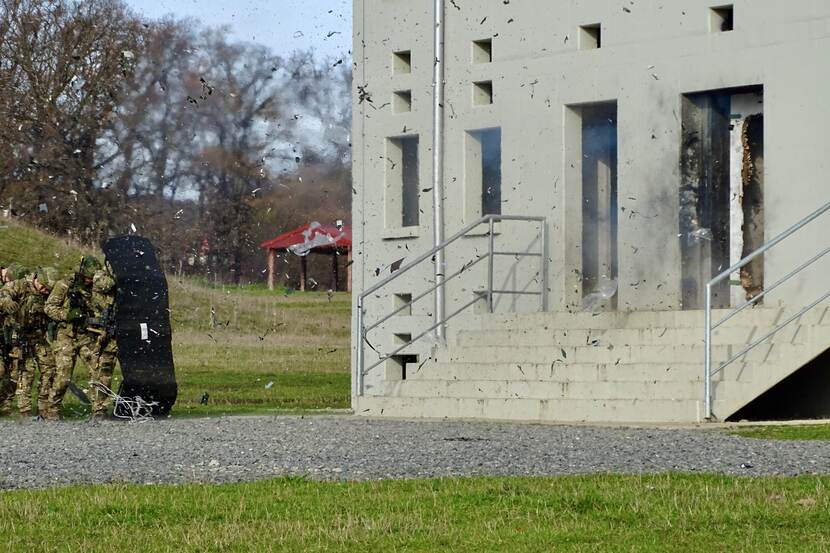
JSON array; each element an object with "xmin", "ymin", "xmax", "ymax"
[
  {"xmin": 331, "ymin": 251, "xmax": 339, "ymax": 291},
  {"xmin": 346, "ymin": 247, "xmax": 352, "ymax": 293},
  {"xmin": 300, "ymin": 256, "xmax": 308, "ymax": 292},
  {"xmin": 267, "ymin": 249, "xmax": 276, "ymax": 290}
]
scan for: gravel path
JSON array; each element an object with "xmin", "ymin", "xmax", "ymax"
[{"xmin": 1, "ymin": 416, "xmax": 829, "ymax": 489}]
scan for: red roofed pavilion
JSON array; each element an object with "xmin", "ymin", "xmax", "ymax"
[{"xmin": 260, "ymin": 223, "xmax": 352, "ymax": 292}]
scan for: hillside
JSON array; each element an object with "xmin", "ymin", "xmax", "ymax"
[
  {"xmin": 0, "ymin": 218, "xmax": 351, "ymax": 416},
  {"xmin": 0, "ymin": 219, "xmax": 95, "ymax": 275}
]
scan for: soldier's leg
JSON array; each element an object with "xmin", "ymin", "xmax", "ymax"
[
  {"xmin": 47, "ymin": 326, "xmax": 78, "ymax": 420},
  {"xmin": 34, "ymin": 337, "xmax": 56, "ymax": 418},
  {"xmin": 80, "ymin": 337, "xmax": 108, "ymax": 416},
  {"xmin": 15, "ymin": 354, "xmax": 35, "ymax": 416},
  {"xmin": 0, "ymin": 355, "xmax": 13, "ymax": 415},
  {"xmin": 87, "ymin": 341, "xmax": 117, "ymax": 416}
]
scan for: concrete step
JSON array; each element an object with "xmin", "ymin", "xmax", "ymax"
[
  {"xmin": 376, "ymin": 378, "xmax": 704, "ymax": 401},
  {"xmin": 356, "ymin": 395, "xmax": 704, "ymax": 423},
  {"xmin": 476, "ymin": 306, "xmax": 830, "ymax": 331},
  {"xmin": 408, "ymin": 361, "xmax": 703, "ymax": 382},
  {"xmin": 454, "ymin": 323, "xmax": 815, "ymax": 348},
  {"xmin": 435, "ymin": 342, "xmax": 816, "ymax": 365}
]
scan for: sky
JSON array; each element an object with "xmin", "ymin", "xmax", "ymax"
[{"xmin": 126, "ymin": 0, "xmax": 352, "ymax": 59}]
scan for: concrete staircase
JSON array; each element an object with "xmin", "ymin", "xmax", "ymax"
[{"xmin": 357, "ymin": 306, "xmax": 830, "ymax": 423}]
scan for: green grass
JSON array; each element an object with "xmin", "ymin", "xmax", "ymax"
[
  {"xmin": 0, "ymin": 219, "xmax": 93, "ymax": 275},
  {"xmin": 1, "ymin": 474, "xmax": 829, "ymax": 552},
  {"xmin": 1, "ymin": 220, "xmax": 352, "ymax": 418},
  {"xmin": 164, "ymin": 278, "xmax": 351, "ymax": 416},
  {"xmin": 185, "ymin": 276, "xmax": 295, "ymax": 296},
  {"xmin": 731, "ymin": 424, "xmax": 830, "ymax": 441}
]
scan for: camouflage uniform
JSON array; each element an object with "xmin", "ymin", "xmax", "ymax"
[
  {"xmin": 0, "ymin": 281, "xmax": 13, "ymax": 415},
  {"xmin": 0, "ymin": 267, "xmax": 58, "ymax": 417},
  {"xmin": 0, "ymin": 264, "xmax": 30, "ymax": 415},
  {"xmin": 0, "ymin": 296, "xmax": 15, "ymax": 414},
  {"xmin": 86, "ymin": 268, "xmax": 118, "ymax": 416},
  {"xmin": 44, "ymin": 257, "xmax": 100, "ymax": 420}
]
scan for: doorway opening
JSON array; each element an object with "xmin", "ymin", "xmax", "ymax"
[{"xmin": 680, "ymin": 86, "xmax": 764, "ymax": 309}]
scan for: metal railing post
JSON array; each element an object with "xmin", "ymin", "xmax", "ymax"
[
  {"xmin": 356, "ymin": 296, "xmax": 365, "ymax": 396},
  {"xmin": 704, "ymin": 282, "xmax": 712, "ymax": 420},
  {"xmin": 487, "ymin": 217, "xmax": 495, "ymax": 313},
  {"xmin": 432, "ymin": 0, "xmax": 446, "ymax": 343}
]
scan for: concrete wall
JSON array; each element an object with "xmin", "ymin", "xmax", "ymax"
[{"xmin": 352, "ymin": 0, "xmax": 830, "ymax": 398}]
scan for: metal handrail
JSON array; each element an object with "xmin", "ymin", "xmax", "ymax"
[
  {"xmin": 356, "ymin": 214, "xmax": 547, "ymax": 396},
  {"xmin": 704, "ymin": 201, "xmax": 830, "ymax": 419}
]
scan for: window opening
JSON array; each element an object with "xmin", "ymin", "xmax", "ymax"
[
  {"xmin": 393, "ymin": 293, "xmax": 413, "ymax": 315},
  {"xmin": 710, "ymin": 5, "xmax": 734, "ymax": 32},
  {"xmin": 472, "ymin": 39, "xmax": 493, "ymax": 63},
  {"xmin": 393, "ymin": 90, "xmax": 412, "ymax": 113},
  {"xmin": 467, "ymin": 128, "xmax": 502, "ymax": 216},
  {"xmin": 385, "ymin": 136, "xmax": 420, "ymax": 228},
  {"xmin": 579, "ymin": 24, "xmax": 601, "ymax": 49},
  {"xmin": 579, "ymin": 102, "xmax": 618, "ymax": 311},
  {"xmin": 388, "ymin": 354, "xmax": 418, "ymax": 381},
  {"xmin": 393, "ymin": 50, "xmax": 411, "ymax": 74},
  {"xmin": 473, "ymin": 81, "xmax": 493, "ymax": 106}
]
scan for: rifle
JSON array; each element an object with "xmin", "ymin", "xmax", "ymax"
[
  {"xmin": 86, "ymin": 306, "xmax": 115, "ymax": 334},
  {"xmin": 5, "ymin": 324, "xmax": 25, "ymax": 382},
  {"xmin": 86, "ymin": 306, "xmax": 116, "ymax": 356},
  {"xmin": 67, "ymin": 273, "xmax": 86, "ymax": 310}
]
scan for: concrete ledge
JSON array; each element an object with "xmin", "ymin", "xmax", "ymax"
[{"xmin": 356, "ymin": 395, "xmax": 703, "ymax": 423}]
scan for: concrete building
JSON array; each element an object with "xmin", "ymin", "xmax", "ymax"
[{"xmin": 351, "ymin": 0, "xmax": 830, "ymax": 423}]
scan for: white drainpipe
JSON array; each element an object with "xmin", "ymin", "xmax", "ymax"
[{"xmin": 432, "ymin": 0, "xmax": 446, "ymax": 342}]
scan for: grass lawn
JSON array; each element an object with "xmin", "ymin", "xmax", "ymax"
[
  {"xmin": 731, "ymin": 424, "xmax": 830, "ymax": 441},
  {"xmin": 163, "ymin": 277, "xmax": 351, "ymax": 416},
  {"xmin": 59, "ymin": 284, "xmax": 352, "ymax": 417},
  {"xmin": 1, "ymin": 474, "xmax": 829, "ymax": 552}
]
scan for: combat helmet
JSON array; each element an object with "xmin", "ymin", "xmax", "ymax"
[
  {"xmin": 34, "ymin": 266, "xmax": 59, "ymax": 290},
  {"xmin": 5, "ymin": 262, "xmax": 29, "ymax": 281},
  {"xmin": 78, "ymin": 255, "xmax": 102, "ymax": 279}
]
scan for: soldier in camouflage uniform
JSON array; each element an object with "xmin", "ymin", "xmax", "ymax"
[
  {"xmin": 43, "ymin": 256, "xmax": 101, "ymax": 420},
  {"xmin": 0, "ymin": 264, "xmax": 14, "ymax": 416},
  {"xmin": 0, "ymin": 263, "xmax": 30, "ymax": 416},
  {"xmin": 0, "ymin": 267, "xmax": 58, "ymax": 417},
  {"xmin": 86, "ymin": 266, "xmax": 118, "ymax": 418}
]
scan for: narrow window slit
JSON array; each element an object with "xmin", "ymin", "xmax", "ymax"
[
  {"xmin": 579, "ymin": 24, "xmax": 601, "ymax": 49},
  {"xmin": 393, "ymin": 50, "xmax": 411, "ymax": 74},
  {"xmin": 472, "ymin": 39, "xmax": 492, "ymax": 63}
]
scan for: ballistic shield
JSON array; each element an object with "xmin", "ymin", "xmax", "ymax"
[{"xmin": 102, "ymin": 236, "xmax": 177, "ymax": 416}]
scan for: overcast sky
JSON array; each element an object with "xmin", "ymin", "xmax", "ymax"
[{"xmin": 126, "ymin": 0, "xmax": 352, "ymax": 59}]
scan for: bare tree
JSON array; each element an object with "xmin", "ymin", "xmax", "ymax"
[
  {"xmin": 185, "ymin": 31, "xmax": 288, "ymax": 282},
  {"xmin": 0, "ymin": 2, "xmax": 353, "ymax": 284},
  {"xmin": 0, "ymin": 0, "xmax": 143, "ymax": 241}
]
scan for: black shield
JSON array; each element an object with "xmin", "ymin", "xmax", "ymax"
[{"xmin": 102, "ymin": 235, "xmax": 177, "ymax": 416}]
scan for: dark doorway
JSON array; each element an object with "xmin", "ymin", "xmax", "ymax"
[{"xmin": 680, "ymin": 86, "xmax": 764, "ymax": 309}]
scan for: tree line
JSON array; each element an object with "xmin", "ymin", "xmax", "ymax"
[{"xmin": 0, "ymin": 0, "xmax": 351, "ymax": 284}]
